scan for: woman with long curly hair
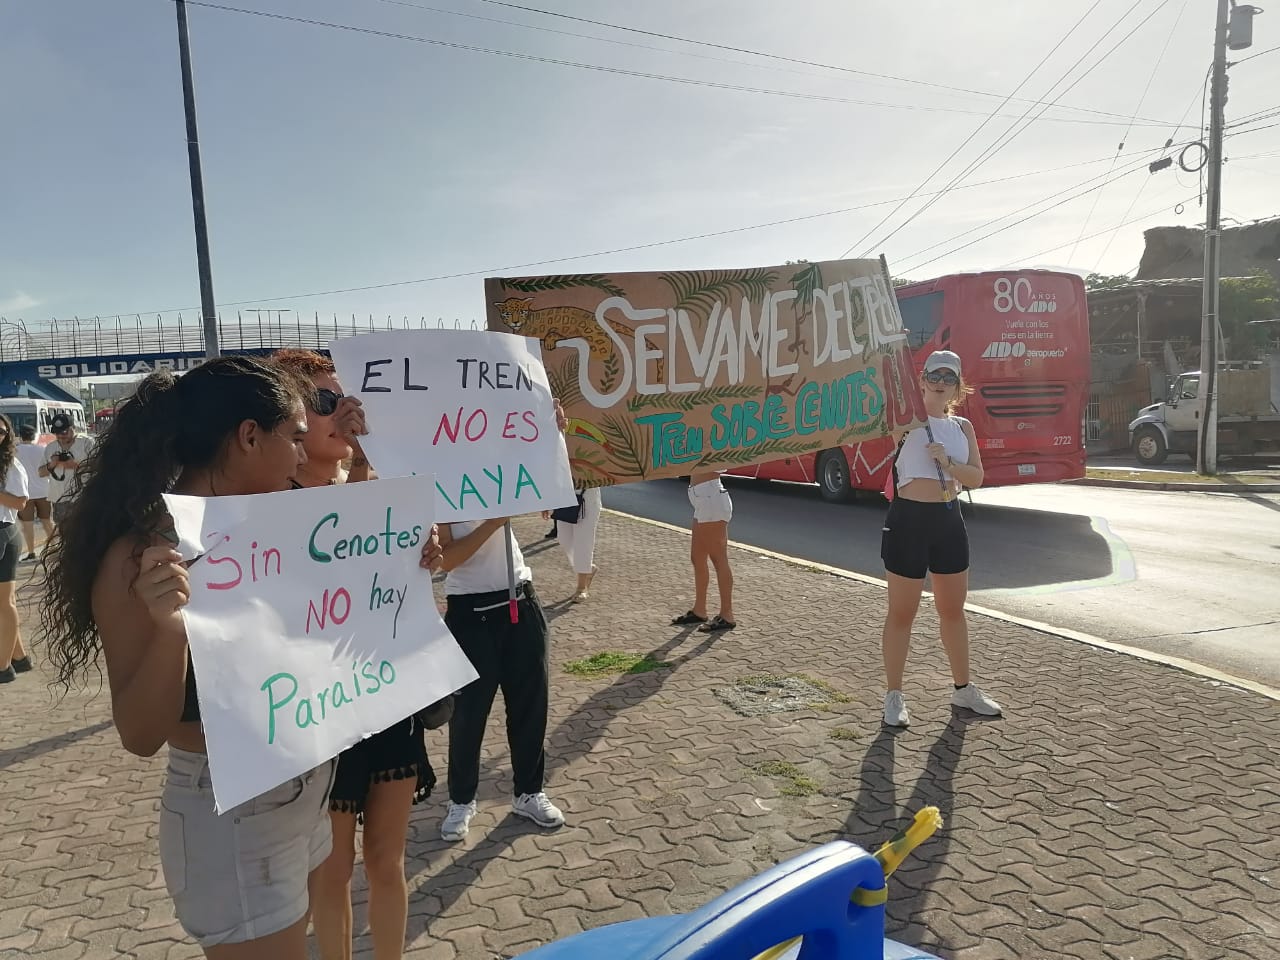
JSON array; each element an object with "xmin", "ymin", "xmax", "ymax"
[
  {"xmin": 0, "ymin": 413, "xmax": 31, "ymax": 684},
  {"xmin": 41, "ymin": 357, "xmax": 337, "ymax": 959},
  {"xmin": 880, "ymin": 350, "xmax": 1002, "ymax": 728},
  {"xmin": 272, "ymin": 348, "xmax": 435, "ymax": 960}
]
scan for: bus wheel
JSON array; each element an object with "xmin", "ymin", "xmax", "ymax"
[
  {"xmin": 1133, "ymin": 427, "xmax": 1167, "ymax": 466},
  {"xmin": 817, "ymin": 450, "xmax": 854, "ymax": 503}
]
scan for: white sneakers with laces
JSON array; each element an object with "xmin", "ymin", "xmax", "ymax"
[
  {"xmin": 512, "ymin": 792, "xmax": 565, "ymax": 828},
  {"xmin": 441, "ymin": 793, "xmax": 565, "ymax": 842},
  {"xmin": 952, "ymin": 683, "xmax": 1002, "ymax": 716},
  {"xmin": 883, "ymin": 684, "xmax": 1003, "ymax": 728},
  {"xmin": 440, "ymin": 801, "xmax": 477, "ymax": 842},
  {"xmin": 883, "ymin": 690, "xmax": 910, "ymax": 727}
]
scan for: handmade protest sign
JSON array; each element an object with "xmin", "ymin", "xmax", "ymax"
[
  {"xmin": 485, "ymin": 259, "xmax": 927, "ymax": 487},
  {"xmin": 164, "ymin": 476, "xmax": 478, "ymax": 813},
  {"xmin": 330, "ymin": 330, "xmax": 578, "ymax": 522}
]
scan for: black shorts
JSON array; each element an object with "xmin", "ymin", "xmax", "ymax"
[
  {"xmin": 880, "ymin": 498, "xmax": 969, "ymax": 580},
  {"xmin": 328, "ymin": 715, "xmax": 436, "ymax": 822},
  {"xmin": 0, "ymin": 524, "xmax": 21, "ymax": 582}
]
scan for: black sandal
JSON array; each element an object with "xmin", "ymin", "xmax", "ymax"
[
  {"xmin": 698, "ymin": 615, "xmax": 737, "ymax": 633},
  {"xmin": 671, "ymin": 611, "xmax": 707, "ymax": 625}
]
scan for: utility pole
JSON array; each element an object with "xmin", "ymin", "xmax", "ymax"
[
  {"xmin": 1197, "ymin": 0, "xmax": 1229, "ymax": 476},
  {"xmin": 174, "ymin": 0, "xmax": 220, "ymax": 359}
]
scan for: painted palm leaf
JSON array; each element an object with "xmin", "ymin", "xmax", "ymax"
[
  {"xmin": 659, "ymin": 269, "xmax": 779, "ymax": 321},
  {"xmin": 503, "ymin": 274, "xmax": 626, "ymax": 299},
  {"xmin": 626, "ymin": 384, "xmax": 759, "ymax": 414}
]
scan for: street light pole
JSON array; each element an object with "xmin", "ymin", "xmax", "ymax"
[
  {"xmin": 1197, "ymin": 0, "xmax": 1230, "ymax": 476},
  {"xmin": 174, "ymin": 0, "xmax": 220, "ymax": 359}
]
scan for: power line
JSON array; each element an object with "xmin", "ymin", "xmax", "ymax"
[
  {"xmin": 472, "ymin": 0, "xmax": 1178, "ymax": 126},
  {"xmin": 850, "ymin": 0, "xmax": 1172, "ymax": 259},
  {"xmin": 835, "ymin": 0, "xmax": 1109, "ymax": 260},
  {"xmin": 71, "ymin": 151, "xmax": 1147, "ymax": 319},
  {"xmin": 998, "ymin": 195, "xmax": 1198, "ymax": 267},
  {"xmin": 1232, "ymin": 43, "xmax": 1279, "ymax": 64},
  {"xmin": 894, "ymin": 149, "xmax": 1169, "ymax": 274},
  {"xmin": 1068, "ymin": 0, "xmax": 1190, "ymax": 262},
  {"xmin": 170, "ymin": 0, "xmax": 1173, "ymax": 126}
]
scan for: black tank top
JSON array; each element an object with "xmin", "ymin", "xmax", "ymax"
[{"xmin": 180, "ymin": 660, "xmax": 200, "ymax": 722}]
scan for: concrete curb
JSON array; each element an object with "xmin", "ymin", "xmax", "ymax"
[
  {"xmin": 1074, "ymin": 477, "xmax": 1280, "ymax": 493},
  {"xmin": 604, "ymin": 507, "xmax": 1280, "ymax": 702}
]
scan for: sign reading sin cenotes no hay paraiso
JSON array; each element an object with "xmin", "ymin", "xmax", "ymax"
[
  {"xmin": 164, "ymin": 476, "xmax": 479, "ymax": 813},
  {"xmin": 484, "ymin": 259, "xmax": 926, "ymax": 487}
]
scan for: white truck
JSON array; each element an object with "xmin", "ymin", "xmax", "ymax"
[{"xmin": 1128, "ymin": 364, "xmax": 1280, "ymax": 466}]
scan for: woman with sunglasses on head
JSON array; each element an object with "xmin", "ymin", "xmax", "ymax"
[
  {"xmin": 40, "ymin": 357, "xmax": 337, "ymax": 958},
  {"xmin": 271, "ymin": 349, "xmax": 434, "ymax": 960},
  {"xmin": 0, "ymin": 414, "xmax": 30, "ymax": 685},
  {"xmin": 880, "ymin": 350, "xmax": 1002, "ymax": 728}
]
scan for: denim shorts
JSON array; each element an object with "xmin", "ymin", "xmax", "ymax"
[
  {"xmin": 689, "ymin": 479, "xmax": 733, "ymax": 524},
  {"xmin": 157, "ymin": 748, "xmax": 336, "ymax": 948}
]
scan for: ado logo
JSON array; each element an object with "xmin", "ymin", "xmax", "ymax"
[{"xmin": 981, "ymin": 341, "xmax": 1026, "ymax": 359}]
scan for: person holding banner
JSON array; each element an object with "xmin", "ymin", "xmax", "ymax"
[
  {"xmin": 671, "ymin": 469, "xmax": 736, "ymax": 633},
  {"xmin": 437, "ymin": 516, "xmax": 564, "ymax": 841},
  {"xmin": 37, "ymin": 357, "xmax": 439, "ymax": 959},
  {"xmin": 272, "ymin": 348, "xmax": 436, "ymax": 960},
  {"xmin": 879, "ymin": 350, "xmax": 1002, "ymax": 729}
]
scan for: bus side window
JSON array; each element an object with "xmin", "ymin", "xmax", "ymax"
[{"xmin": 897, "ymin": 290, "xmax": 945, "ymax": 350}]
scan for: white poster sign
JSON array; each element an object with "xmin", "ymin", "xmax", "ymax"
[
  {"xmin": 164, "ymin": 476, "xmax": 478, "ymax": 813},
  {"xmin": 329, "ymin": 330, "xmax": 578, "ymax": 522}
]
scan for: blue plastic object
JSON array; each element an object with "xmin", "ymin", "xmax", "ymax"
[{"xmin": 514, "ymin": 841, "xmax": 941, "ymax": 960}]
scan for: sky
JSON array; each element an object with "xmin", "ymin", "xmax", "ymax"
[{"xmin": 3, "ymin": 0, "xmax": 1279, "ymax": 330}]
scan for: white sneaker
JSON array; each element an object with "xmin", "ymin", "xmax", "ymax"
[
  {"xmin": 952, "ymin": 683, "xmax": 1002, "ymax": 716},
  {"xmin": 883, "ymin": 690, "xmax": 910, "ymax": 727},
  {"xmin": 511, "ymin": 792, "xmax": 565, "ymax": 828},
  {"xmin": 440, "ymin": 801, "xmax": 477, "ymax": 841}
]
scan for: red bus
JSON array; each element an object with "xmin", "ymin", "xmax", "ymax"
[{"xmin": 728, "ymin": 269, "xmax": 1090, "ymax": 500}]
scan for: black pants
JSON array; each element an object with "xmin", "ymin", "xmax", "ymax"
[{"xmin": 444, "ymin": 583, "xmax": 549, "ymax": 804}]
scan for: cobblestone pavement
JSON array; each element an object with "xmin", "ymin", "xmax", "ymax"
[{"xmin": 1, "ymin": 514, "xmax": 1277, "ymax": 959}]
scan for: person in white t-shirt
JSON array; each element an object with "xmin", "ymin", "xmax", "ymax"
[
  {"xmin": 0, "ymin": 415, "xmax": 31, "ymax": 684},
  {"xmin": 15, "ymin": 425, "xmax": 53, "ymax": 560},
  {"xmin": 436, "ymin": 517, "xmax": 564, "ymax": 842},
  {"xmin": 40, "ymin": 413, "xmax": 94, "ymax": 526}
]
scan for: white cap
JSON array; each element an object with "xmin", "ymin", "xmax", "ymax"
[{"xmin": 923, "ymin": 350, "xmax": 962, "ymax": 376}]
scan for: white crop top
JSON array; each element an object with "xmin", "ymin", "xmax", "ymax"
[
  {"xmin": 444, "ymin": 520, "xmax": 533, "ymax": 595},
  {"xmin": 895, "ymin": 416, "xmax": 971, "ymax": 485}
]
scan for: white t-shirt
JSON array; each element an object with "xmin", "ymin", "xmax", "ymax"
[
  {"xmin": 43, "ymin": 436, "xmax": 94, "ymax": 503},
  {"xmin": 444, "ymin": 520, "xmax": 533, "ymax": 596},
  {"xmin": 16, "ymin": 442, "xmax": 48, "ymax": 499},
  {"xmin": 896, "ymin": 416, "xmax": 971, "ymax": 486},
  {"xmin": 2, "ymin": 460, "xmax": 30, "ymax": 524}
]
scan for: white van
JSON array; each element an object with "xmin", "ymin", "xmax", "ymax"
[{"xmin": 0, "ymin": 397, "xmax": 89, "ymax": 444}]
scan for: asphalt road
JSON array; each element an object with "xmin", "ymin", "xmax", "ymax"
[{"xmin": 603, "ymin": 477, "xmax": 1280, "ymax": 688}]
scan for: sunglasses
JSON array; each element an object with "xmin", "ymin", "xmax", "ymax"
[
  {"xmin": 310, "ymin": 388, "xmax": 344, "ymax": 417},
  {"xmin": 925, "ymin": 370, "xmax": 960, "ymax": 385}
]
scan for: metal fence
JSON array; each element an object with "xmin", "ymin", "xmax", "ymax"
[{"xmin": 0, "ymin": 313, "xmax": 481, "ymax": 363}]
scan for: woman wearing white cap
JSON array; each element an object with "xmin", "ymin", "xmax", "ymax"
[{"xmin": 879, "ymin": 349, "xmax": 1002, "ymax": 728}]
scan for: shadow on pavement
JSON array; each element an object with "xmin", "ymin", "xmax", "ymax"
[
  {"xmin": 0, "ymin": 719, "xmax": 114, "ymax": 772},
  {"xmin": 844, "ymin": 715, "xmax": 969, "ymax": 957},
  {"xmin": 404, "ymin": 624, "xmax": 719, "ymax": 937},
  {"xmin": 1238, "ymin": 492, "xmax": 1280, "ymax": 515}
]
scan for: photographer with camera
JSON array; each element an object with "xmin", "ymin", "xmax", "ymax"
[{"xmin": 39, "ymin": 413, "xmax": 94, "ymax": 526}]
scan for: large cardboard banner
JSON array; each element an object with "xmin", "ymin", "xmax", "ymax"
[
  {"xmin": 329, "ymin": 330, "xmax": 578, "ymax": 522},
  {"xmin": 164, "ymin": 476, "xmax": 479, "ymax": 813},
  {"xmin": 484, "ymin": 259, "xmax": 925, "ymax": 487}
]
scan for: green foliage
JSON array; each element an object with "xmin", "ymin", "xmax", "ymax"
[
  {"xmin": 1220, "ymin": 274, "xmax": 1279, "ymax": 353},
  {"xmin": 747, "ymin": 759, "xmax": 820, "ymax": 797},
  {"xmin": 627, "ymin": 384, "xmax": 758, "ymax": 413},
  {"xmin": 564, "ymin": 652, "xmax": 672, "ymax": 678},
  {"xmin": 1084, "ymin": 272, "xmax": 1133, "ymax": 290},
  {"xmin": 660, "ymin": 269, "xmax": 779, "ymax": 320},
  {"xmin": 503, "ymin": 274, "xmax": 626, "ymax": 299}
]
